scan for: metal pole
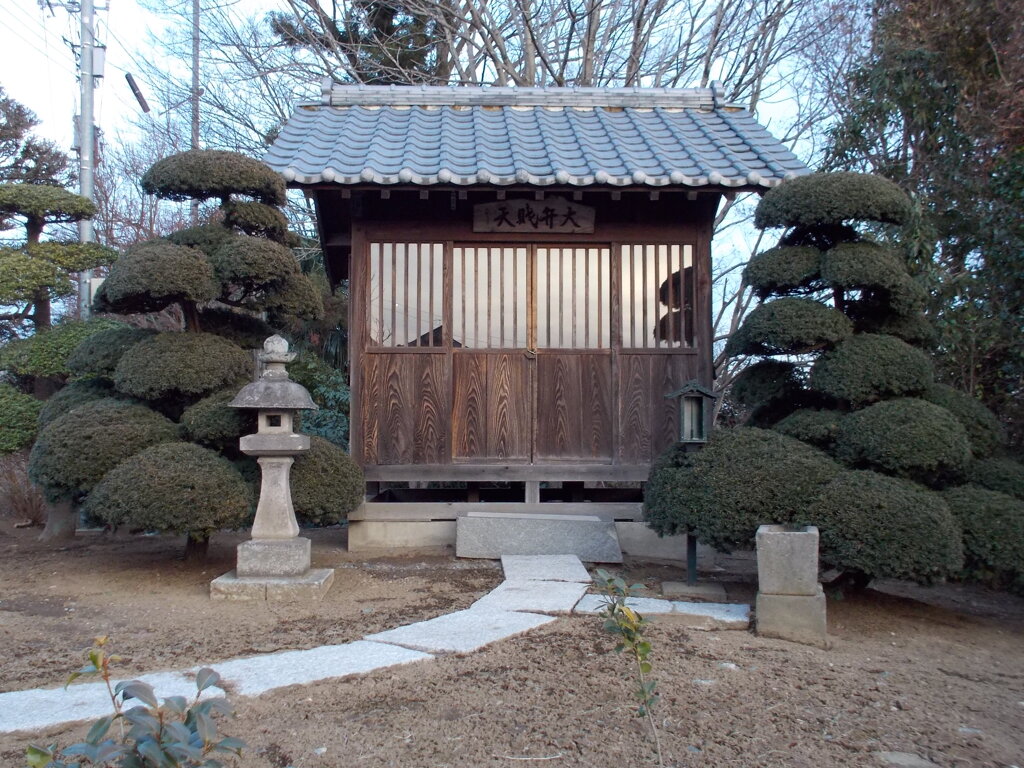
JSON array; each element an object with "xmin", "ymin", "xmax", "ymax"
[
  {"xmin": 78, "ymin": 0, "xmax": 96, "ymax": 318},
  {"xmin": 190, "ymin": 0, "xmax": 200, "ymax": 224},
  {"xmin": 687, "ymin": 531, "xmax": 698, "ymax": 586}
]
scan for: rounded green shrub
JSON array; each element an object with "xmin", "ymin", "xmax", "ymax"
[
  {"xmin": 197, "ymin": 307, "xmax": 275, "ymax": 349},
  {"xmin": 886, "ymin": 274, "xmax": 929, "ymax": 315},
  {"xmin": 113, "ymin": 332, "xmax": 252, "ymax": 401},
  {"xmin": 780, "ymin": 223, "xmax": 860, "ymax": 251},
  {"xmin": 208, "ymin": 234, "xmax": 298, "ymax": 294},
  {"xmin": 37, "ymin": 378, "xmax": 120, "ymax": 427},
  {"xmin": 809, "ymin": 334, "xmax": 933, "ymax": 406},
  {"xmin": 804, "ymin": 470, "xmax": 962, "ymax": 582},
  {"xmin": 644, "ymin": 443, "xmax": 699, "ymax": 537},
  {"xmin": 967, "ymin": 457, "xmax": 1024, "ymax": 500},
  {"xmin": 0, "ymin": 318, "xmax": 124, "ymax": 379},
  {"xmin": 0, "ymin": 383, "xmax": 43, "ymax": 454},
  {"xmin": 755, "ymin": 172, "xmax": 911, "ymax": 229},
  {"xmin": 180, "ymin": 386, "xmax": 254, "ymax": 450},
  {"xmin": 922, "ymin": 384, "xmax": 1006, "ymax": 459},
  {"xmin": 0, "ymin": 183, "xmax": 96, "ymax": 222},
  {"xmin": 834, "ymin": 398, "xmax": 972, "ymax": 487},
  {"xmin": 261, "ymin": 270, "xmax": 324, "ymax": 321},
  {"xmin": 943, "ymin": 485, "xmax": 1024, "ymax": 586},
  {"xmin": 743, "ymin": 246, "xmax": 821, "ymax": 297},
  {"xmin": 68, "ymin": 326, "xmax": 157, "ymax": 378},
  {"xmin": 820, "ymin": 241, "xmax": 907, "ymax": 291},
  {"xmin": 28, "ymin": 399, "xmax": 180, "ymax": 501},
  {"xmin": 101, "ymin": 239, "xmax": 219, "ymax": 314},
  {"xmin": 141, "ymin": 150, "xmax": 286, "ymax": 206},
  {"xmin": 724, "ymin": 298, "xmax": 853, "ymax": 357},
  {"xmin": 772, "ymin": 408, "xmax": 846, "ymax": 450},
  {"xmin": 290, "ymin": 437, "xmax": 364, "ymax": 525},
  {"xmin": 856, "ymin": 309, "xmax": 936, "ymax": 346},
  {"xmin": 730, "ymin": 360, "xmax": 801, "ymax": 408},
  {"xmin": 646, "ymin": 427, "xmax": 842, "ymax": 550},
  {"xmin": 166, "ymin": 223, "xmax": 236, "ymax": 257},
  {"xmin": 84, "ymin": 442, "xmax": 252, "ymax": 537},
  {"xmin": 223, "ymin": 201, "xmax": 290, "ymax": 242}
]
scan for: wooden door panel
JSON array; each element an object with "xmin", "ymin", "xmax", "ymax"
[
  {"xmin": 452, "ymin": 354, "xmax": 486, "ymax": 459},
  {"xmin": 453, "ymin": 353, "xmax": 531, "ymax": 461},
  {"xmin": 617, "ymin": 353, "xmax": 699, "ymax": 463},
  {"xmin": 537, "ymin": 354, "xmax": 612, "ymax": 461}
]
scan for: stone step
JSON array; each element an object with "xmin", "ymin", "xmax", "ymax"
[{"xmin": 456, "ymin": 513, "xmax": 623, "ymax": 563}]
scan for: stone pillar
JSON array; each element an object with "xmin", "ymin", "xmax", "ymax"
[
  {"xmin": 755, "ymin": 525, "xmax": 828, "ymax": 648},
  {"xmin": 250, "ymin": 457, "xmax": 300, "ymax": 539}
]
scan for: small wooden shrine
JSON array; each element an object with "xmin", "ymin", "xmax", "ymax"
[{"xmin": 265, "ymin": 81, "xmax": 807, "ymax": 544}]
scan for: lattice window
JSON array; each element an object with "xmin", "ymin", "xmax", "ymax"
[
  {"xmin": 368, "ymin": 242, "xmax": 444, "ymax": 347},
  {"xmin": 452, "ymin": 246, "xmax": 528, "ymax": 349},
  {"xmin": 620, "ymin": 244, "xmax": 695, "ymax": 348},
  {"xmin": 536, "ymin": 246, "xmax": 611, "ymax": 349}
]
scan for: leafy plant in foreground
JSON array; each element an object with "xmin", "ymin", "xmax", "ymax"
[
  {"xmin": 594, "ymin": 569, "xmax": 664, "ymax": 767},
  {"xmin": 26, "ymin": 637, "xmax": 244, "ymax": 767}
]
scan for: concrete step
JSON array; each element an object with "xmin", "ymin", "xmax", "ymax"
[{"xmin": 456, "ymin": 512, "xmax": 623, "ymax": 563}]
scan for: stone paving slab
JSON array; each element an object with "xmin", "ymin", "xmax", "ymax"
[
  {"xmin": 456, "ymin": 516, "xmax": 622, "ymax": 562},
  {"xmin": 574, "ymin": 594, "xmax": 751, "ymax": 630},
  {"xmin": 472, "ymin": 580, "xmax": 590, "ymax": 614},
  {"xmin": 662, "ymin": 581, "xmax": 728, "ymax": 602},
  {"xmin": 365, "ymin": 608, "xmax": 556, "ymax": 654},
  {"xmin": 209, "ymin": 641, "xmax": 432, "ymax": 696},
  {"xmin": 575, "ymin": 594, "xmax": 675, "ymax": 615},
  {"xmin": 501, "ymin": 554, "xmax": 592, "ymax": 583}
]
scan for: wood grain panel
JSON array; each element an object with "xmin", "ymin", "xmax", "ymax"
[
  {"xmin": 360, "ymin": 353, "xmax": 381, "ymax": 465},
  {"xmin": 413, "ymin": 355, "xmax": 448, "ymax": 463},
  {"xmin": 617, "ymin": 354, "xmax": 652, "ymax": 463},
  {"xmin": 379, "ymin": 355, "xmax": 415, "ymax": 464},
  {"xmin": 487, "ymin": 354, "xmax": 530, "ymax": 460},
  {"xmin": 453, "ymin": 354, "xmax": 487, "ymax": 459},
  {"xmin": 537, "ymin": 355, "xmax": 580, "ymax": 458},
  {"xmin": 581, "ymin": 355, "xmax": 613, "ymax": 459}
]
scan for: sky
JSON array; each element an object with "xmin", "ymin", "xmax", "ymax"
[{"xmin": 0, "ymin": 0, "xmax": 165, "ymax": 151}]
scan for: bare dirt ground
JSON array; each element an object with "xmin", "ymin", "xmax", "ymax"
[{"xmin": 1, "ymin": 521, "xmax": 1022, "ymax": 768}]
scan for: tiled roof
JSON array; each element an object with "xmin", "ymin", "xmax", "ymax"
[{"xmin": 265, "ymin": 80, "xmax": 808, "ymax": 189}]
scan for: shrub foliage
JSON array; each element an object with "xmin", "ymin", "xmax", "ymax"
[
  {"xmin": 141, "ymin": 149, "xmax": 286, "ymax": 206},
  {"xmin": 180, "ymin": 386, "xmax": 253, "ymax": 450},
  {"xmin": 809, "ymin": 334, "xmax": 933, "ymax": 406},
  {"xmin": 754, "ymin": 172, "xmax": 912, "ymax": 229},
  {"xmin": 743, "ymin": 245, "xmax": 821, "ymax": 297},
  {"xmin": 100, "ymin": 239, "xmax": 219, "ymax": 314},
  {"xmin": 67, "ymin": 326, "xmax": 157, "ymax": 378},
  {"xmin": 943, "ymin": 485, "xmax": 1024, "ymax": 589},
  {"xmin": 922, "ymin": 384, "xmax": 1006, "ymax": 458},
  {"xmin": 0, "ymin": 384, "xmax": 43, "ymax": 454},
  {"xmin": 725, "ymin": 298, "xmax": 853, "ymax": 357},
  {"xmin": 290, "ymin": 437, "xmax": 364, "ymax": 525},
  {"xmin": 729, "ymin": 360, "xmax": 801, "ymax": 408},
  {"xmin": 772, "ymin": 408, "xmax": 846, "ymax": 450},
  {"xmin": 967, "ymin": 457, "xmax": 1024, "ymax": 500}
]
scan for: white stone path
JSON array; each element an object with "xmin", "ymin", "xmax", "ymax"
[{"xmin": 0, "ymin": 555, "xmax": 749, "ymax": 734}]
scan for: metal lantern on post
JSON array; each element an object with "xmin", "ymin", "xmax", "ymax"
[{"xmin": 210, "ymin": 335, "xmax": 335, "ymax": 600}]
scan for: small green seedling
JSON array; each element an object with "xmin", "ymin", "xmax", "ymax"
[
  {"xmin": 26, "ymin": 636, "xmax": 245, "ymax": 768},
  {"xmin": 594, "ymin": 569, "xmax": 664, "ymax": 766}
]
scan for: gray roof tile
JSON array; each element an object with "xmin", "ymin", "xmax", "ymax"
[{"xmin": 264, "ymin": 83, "xmax": 808, "ymax": 189}]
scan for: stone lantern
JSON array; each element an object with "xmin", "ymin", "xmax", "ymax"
[
  {"xmin": 665, "ymin": 380, "xmax": 718, "ymax": 445},
  {"xmin": 210, "ymin": 335, "xmax": 335, "ymax": 601}
]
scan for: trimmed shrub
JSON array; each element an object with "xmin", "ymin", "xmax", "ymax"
[
  {"xmin": 780, "ymin": 223, "xmax": 860, "ymax": 251},
  {"xmin": 113, "ymin": 332, "xmax": 252, "ymax": 401},
  {"xmin": 922, "ymin": 384, "xmax": 1005, "ymax": 458},
  {"xmin": 166, "ymin": 223, "xmax": 236, "ymax": 257},
  {"xmin": 68, "ymin": 326, "xmax": 157, "ymax": 378},
  {"xmin": 197, "ymin": 307, "xmax": 275, "ymax": 349},
  {"xmin": 820, "ymin": 241, "xmax": 907, "ymax": 291},
  {"xmin": 28, "ymin": 400, "xmax": 180, "ymax": 501},
  {"xmin": 644, "ymin": 443, "xmax": 699, "ymax": 537},
  {"xmin": 0, "ymin": 183, "xmax": 95, "ymax": 222},
  {"xmin": 37, "ymin": 378, "xmax": 119, "ymax": 427},
  {"xmin": 101, "ymin": 239, "xmax": 219, "ymax": 314},
  {"xmin": 208, "ymin": 234, "xmax": 298, "ymax": 294},
  {"xmin": 729, "ymin": 360, "xmax": 801, "ymax": 408},
  {"xmin": 141, "ymin": 149, "xmax": 286, "ymax": 206},
  {"xmin": 754, "ymin": 172, "xmax": 911, "ymax": 229},
  {"xmin": 743, "ymin": 246, "xmax": 821, "ymax": 297},
  {"xmin": 856, "ymin": 309, "xmax": 937, "ymax": 346},
  {"xmin": 967, "ymin": 457, "xmax": 1024, "ymax": 500},
  {"xmin": 646, "ymin": 427, "xmax": 842, "ymax": 550},
  {"xmin": 261, "ymin": 270, "xmax": 324, "ymax": 321},
  {"xmin": 290, "ymin": 437, "xmax": 364, "ymax": 525},
  {"xmin": 834, "ymin": 398, "xmax": 971, "ymax": 487},
  {"xmin": 943, "ymin": 485, "xmax": 1024, "ymax": 587},
  {"xmin": 809, "ymin": 334, "xmax": 933, "ymax": 406},
  {"xmin": 26, "ymin": 240, "xmax": 118, "ymax": 272},
  {"xmin": 223, "ymin": 201, "xmax": 291, "ymax": 242},
  {"xmin": 181, "ymin": 386, "xmax": 253, "ymax": 450},
  {"xmin": 724, "ymin": 297, "xmax": 853, "ymax": 357},
  {"xmin": 772, "ymin": 408, "xmax": 846, "ymax": 450},
  {"xmin": 84, "ymin": 442, "xmax": 252, "ymax": 537},
  {"xmin": 0, "ymin": 384, "xmax": 43, "ymax": 454},
  {"xmin": 804, "ymin": 470, "xmax": 962, "ymax": 582},
  {"xmin": 0, "ymin": 318, "xmax": 124, "ymax": 379},
  {"xmin": 886, "ymin": 274, "xmax": 929, "ymax": 315}
]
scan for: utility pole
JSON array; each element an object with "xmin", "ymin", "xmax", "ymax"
[
  {"xmin": 77, "ymin": 0, "xmax": 97, "ymax": 318},
  {"xmin": 190, "ymin": 0, "xmax": 200, "ymax": 223}
]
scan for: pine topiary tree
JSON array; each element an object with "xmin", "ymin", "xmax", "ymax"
[{"xmin": 649, "ymin": 172, "xmax": 1017, "ymax": 589}]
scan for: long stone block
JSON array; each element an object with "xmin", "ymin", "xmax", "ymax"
[
  {"xmin": 365, "ymin": 608, "xmax": 555, "ymax": 654},
  {"xmin": 456, "ymin": 515, "xmax": 622, "ymax": 562},
  {"xmin": 755, "ymin": 524, "xmax": 820, "ymax": 596},
  {"xmin": 209, "ymin": 569, "xmax": 335, "ymax": 601},
  {"xmin": 756, "ymin": 588, "xmax": 829, "ymax": 648},
  {"xmin": 501, "ymin": 554, "xmax": 591, "ymax": 583},
  {"xmin": 236, "ymin": 537, "xmax": 311, "ymax": 576},
  {"xmin": 471, "ymin": 580, "xmax": 589, "ymax": 614}
]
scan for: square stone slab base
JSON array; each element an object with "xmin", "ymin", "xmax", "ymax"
[
  {"xmin": 756, "ymin": 588, "xmax": 829, "ymax": 648},
  {"xmin": 236, "ymin": 537, "xmax": 311, "ymax": 577},
  {"xmin": 210, "ymin": 569, "xmax": 335, "ymax": 601},
  {"xmin": 662, "ymin": 581, "xmax": 728, "ymax": 602}
]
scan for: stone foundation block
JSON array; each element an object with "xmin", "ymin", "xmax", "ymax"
[
  {"xmin": 755, "ymin": 588, "xmax": 828, "ymax": 648},
  {"xmin": 456, "ymin": 514, "xmax": 621, "ymax": 563},
  {"xmin": 210, "ymin": 569, "xmax": 335, "ymax": 601},
  {"xmin": 236, "ymin": 537, "xmax": 311, "ymax": 577},
  {"xmin": 756, "ymin": 525, "xmax": 820, "ymax": 596}
]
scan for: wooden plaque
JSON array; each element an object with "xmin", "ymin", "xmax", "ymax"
[{"xmin": 473, "ymin": 197, "xmax": 595, "ymax": 234}]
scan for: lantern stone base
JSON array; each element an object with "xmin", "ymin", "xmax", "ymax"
[
  {"xmin": 755, "ymin": 588, "xmax": 829, "ymax": 648},
  {"xmin": 236, "ymin": 537, "xmax": 311, "ymax": 577},
  {"xmin": 210, "ymin": 569, "xmax": 335, "ymax": 601}
]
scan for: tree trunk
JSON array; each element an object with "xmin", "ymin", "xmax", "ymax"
[
  {"xmin": 39, "ymin": 498, "xmax": 77, "ymax": 541},
  {"xmin": 184, "ymin": 533, "xmax": 210, "ymax": 561}
]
